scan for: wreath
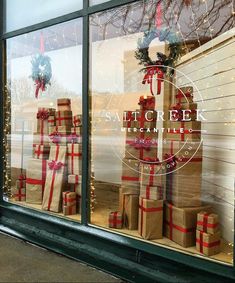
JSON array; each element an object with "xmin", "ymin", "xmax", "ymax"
[
  {"xmin": 31, "ymin": 53, "xmax": 52, "ymax": 98},
  {"xmin": 135, "ymin": 28, "xmax": 182, "ymax": 76}
]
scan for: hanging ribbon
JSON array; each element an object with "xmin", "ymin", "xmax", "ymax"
[
  {"xmin": 155, "ymin": 1, "xmax": 162, "ymax": 30},
  {"xmin": 142, "ymin": 67, "xmax": 164, "ymax": 96}
]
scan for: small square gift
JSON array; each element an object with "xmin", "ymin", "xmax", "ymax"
[
  {"xmin": 140, "ymin": 185, "xmax": 163, "ymax": 201},
  {"xmin": 175, "ymin": 87, "xmax": 193, "ymax": 104},
  {"xmin": 26, "ymin": 159, "xmax": 47, "ymax": 204},
  {"xmin": 36, "ymin": 108, "xmax": 56, "ymax": 135},
  {"xmin": 49, "ymin": 126, "xmax": 71, "ymax": 145},
  {"xmin": 138, "ymin": 96, "xmax": 155, "ymax": 110},
  {"xmin": 57, "ymin": 98, "xmax": 71, "ymax": 111},
  {"xmin": 67, "ymin": 144, "xmax": 82, "ymax": 175},
  {"xmin": 196, "ymin": 230, "xmax": 221, "ymax": 256},
  {"xmin": 42, "ymin": 145, "xmax": 67, "ymax": 212},
  {"xmin": 138, "ymin": 198, "xmax": 163, "ymax": 240},
  {"xmin": 73, "ymin": 114, "xmax": 82, "ymax": 127},
  {"xmin": 140, "ymin": 161, "xmax": 162, "ymax": 187},
  {"xmin": 55, "ymin": 111, "xmax": 73, "ymax": 127},
  {"xmin": 122, "ymin": 194, "xmax": 139, "ymax": 230},
  {"xmin": 63, "ymin": 191, "xmax": 76, "ymax": 207},
  {"xmin": 68, "ymin": 174, "xmax": 81, "ymax": 195},
  {"xmin": 63, "ymin": 205, "xmax": 76, "ymax": 216},
  {"xmin": 166, "ymin": 121, "xmax": 201, "ymax": 141},
  {"xmin": 121, "ymin": 159, "xmax": 140, "ymax": 195},
  {"xmin": 33, "ymin": 144, "xmax": 50, "ymax": 160},
  {"xmin": 108, "ymin": 211, "xmax": 123, "ymax": 229},
  {"xmin": 197, "ymin": 212, "xmax": 219, "ymax": 235}
]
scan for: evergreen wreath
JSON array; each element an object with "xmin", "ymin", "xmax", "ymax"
[
  {"xmin": 31, "ymin": 53, "xmax": 52, "ymax": 98},
  {"xmin": 135, "ymin": 28, "xmax": 182, "ymax": 75}
]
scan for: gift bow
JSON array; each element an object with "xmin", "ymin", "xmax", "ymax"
[
  {"xmin": 35, "ymin": 79, "xmax": 46, "ymax": 99},
  {"xmin": 131, "ymin": 137, "xmax": 155, "ymax": 151},
  {"xmin": 138, "ymin": 96, "xmax": 155, "ymax": 109},
  {"xmin": 68, "ymin": 133, "xmax": 79, "ymax": 143},
  {"xmin": 142, "ymin": 66, "xmax": 164, "ymax": 95},
  {"xmin": 37, "ymin": 109, "xmax": 49, "ymax": 120},
  {"xmin": 18, "ymin": 174, "xmax": 26, "ymax": 180},
  {"xmin": 48, "ymin": 160, "xmax": 64, "ymax": 170},
  {"xmin": 170, "ymin": 103, "xmax": 184, "ymax": 120},
  {"xmin": 49, "ymin": 131, "xmax": 62, "ymax": 144}
]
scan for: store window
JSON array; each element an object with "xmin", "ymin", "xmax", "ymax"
[
  {"xmin": 90, "ymin": 0, "xmax": 110, "ymax": 6},
  {"xmin": 5, "ymin": 18, "xmax": 83, "ymax": 221},
  {"xmin": 3, "ymin": 0, "xmax": 82, "ymax": 33},
  {"xmin": 90, "ymin": 0, "xmax": 234, "ymax": 265}
]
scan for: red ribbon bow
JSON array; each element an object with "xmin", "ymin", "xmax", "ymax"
[
  {"xmin": 18, "ymin": 174, "xmax": 26, "ymax": 180},
  {"xmin": 142, "ymin": 66, "xmax": 164, "ymax": 95},
  {"xmin": 35, "ymin": 79, "xmax": 46, "ymax": 99},
  {"xmin": 49, "ymin": 131, "xmax": 62, "ymax": 144},
  {"xmin": 37, "ymin": 109, "xmax": 49, "ymax": 120},
  {"xmin": 48, "ymin": 160, "xmax": 64, "ymax": 170},
  {"xmin": 131, "ymin": 137, "xmax": 154, "ymax": 151},
  {"xmin": 68, "ymin": 133, "xmax": 79, "ymax": 144}
]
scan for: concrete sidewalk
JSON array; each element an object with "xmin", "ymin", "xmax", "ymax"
[{"xmin": 0, "ymin": 233, "xmax": 123, "ymax": 282}]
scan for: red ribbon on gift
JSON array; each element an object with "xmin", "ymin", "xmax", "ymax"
[
  {"xmin": 63, "ymin": 192, "xmax": 76, "ymax": 206},
  {"xmin": 197, "ymin": 231, "xmax": 220, "ymax": 253},
  {"xmin": 68, "ymin": 133, "xmax": 79, "ymax": 144},
  {"xmin": 37, "ymin": 109, "xmax": 50, "ymax": 144},
  {"xmin": 138, "ymin": 96, "xmax": 155, "ymax": 110},
  {"xmin": 170, "ymin": 103, "xmax": 184, "ymax": 121},
  {"xmin": 56, "ymin": 111, "xmax": 72, "ymax": 126},
  {"xmin": 73, "ymin": 116, "xmax": 82, "ymax": 127},
  {"xmin": 67, "ymin": 144, "xmax": 82, "ymax": 174},
  {"xmin": 124, "ymin": 111, "xmax": 135, "ymax": 128},
  {"xmin": 35, "ymin": 79, "xmax": 46, "ymax": 99},
  {"xmin": 34, "ymin": 145, "xmax": 50, "ymax": 158},
  {"xmin": 142, "ymin": 67, "xmax": 164, "ymax": 96},
  {"xmin": 130, "ymin": 137, "xmax": 156, "ymax": 160},
  {"xmin": 109, "ymin": 212, "xmax": 122, "ymax": 228},
  {"xmin": 197, "ymin": 213, "xmax": 218, "ymax": 233},
  {"xmin": 176, "ymin": 89, "xmax": 193, "ymax": 104},
  {"xmin": 49, "ymin": 131, "xmax": 62, "ymax": 144}
]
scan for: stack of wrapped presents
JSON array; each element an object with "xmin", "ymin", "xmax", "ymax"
[{"xmin": 12, "ymin": 98, "xmax": 83, "ymax": 216}]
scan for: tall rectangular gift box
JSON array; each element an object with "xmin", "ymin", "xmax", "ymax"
[
  {"xmin": 140, "ymin": 184, "xmax": 162, "ymax": 200},
  {"xmin": 109, "ymin": 211, "xmax": 123, "ymax": 229},
  {"xmin": 170, "ymin": 102, "xmax": 197, "ymax": 121},
  {"xmin": 57, "ymin": 98, "xmax": 71, "ymax": 111},
  {"xmin": 73, "ymin": 114, "xmax": 82, "ymax": 127},
  {"xmin": 68, "ymin": 174, "xmax": 81, "ymax": 195},
  {"xmin": 26, "ymin": 159, "xmax": 47, "ymax": 204},
  {"xmin": 55, "ymin": 111, "xmax": 73, "ymax": 127},
  {"xmin": 138, "ymin": 198, "xmax": 163, "ymax": 240},
  {"xmin": 121, "ymin": 158, "xmax": 140, "ymax": 195},
  {"xmin": 42, "ymin": 145, "xmax": 67, "ymax": 212},
  {"xmin": 175, "ymin": 87, "xmax": 193, "ymax": 104},
  {"xmin": 63, "ymin": 191, "xmax": 76, "ymax": 207},
  {"xmin": 36, "ymin": 108, "xmax": 56, "ymax": 135},
  {"xmin": 196, "ymin": 212, "xmax": 219, "ymax": 235},
  {"xmin": 67, "ymin": 143, "xmax": 82, "ymax": 175},
  {"xmin": 196, "ymin": 230, "xmax": 221, "ymax": 256},
  {"xmin": 63, "ymin": 205, "xmax": 76, "ymax": 216},
  {"xmin": 121, "ymin": 194, "xmax": 139, "ymax": 230},
  {"xmin": 164, "ymin": 202, "xmax": 211, "ymax": 247}
]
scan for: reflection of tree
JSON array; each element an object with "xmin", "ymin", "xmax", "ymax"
[{"xmin": 90, "ymin": 0, "xmax": 234, "ymax": 48}]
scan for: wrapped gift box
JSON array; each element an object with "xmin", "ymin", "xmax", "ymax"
[
  {"xmin": 175, "ymin": 87, "xmax": 193, "ymax": 104},
  {"xmin": 123, "ymin": 110, "xmax": 157, "ymax": 129},
  {"xmin": 140, "ymin": 185, "xmax": 163, "ymax": 200},
  {"xmin": 12, "ymin": 186, "xmax": 26, "ymax": 202},
  {"xmin": 49, "ymin": 126, "xmax": 71, "ymax": 145},
  {"xmin": 123, "ymin": 110, "xmax": 137, "ymax": 128},
  {"xmin": 33, "ymin": 132, "xmax": 50, "ymax": 147},
  {"xmin": 26, "ymin": 158, "xmax": 47, "ymax": 204},
  {"xmin": 138, "ymin": 96, "xmax": 155, "ymax": 110},
  {"xmin": 16, "ymin": 174, "xmax": 26, "ymax": 190},
  {"xmin": 122, "ymin": 194, "xmax": 139, "ymax": 230},
  {"xmin": 73, "ymin": 114, "xmax": 82, "ymax": 127},
  {"xmin": 165, "ymin": 121, "xmax": 201, "ymax": 141},
  {"xmin": 164, "ymin": 202, "xmax": 211, "ymax": 247},
  {"xmin": 109, "ymin": 211, "xmax": 122, "ymax": 229},
  {"xmin": 55, "ymin": 111, "xmax": 73, "ymax": 127},
  {"xmin": 69, "ymin": 127, "xmax": 82, "ymax": 143},
  {"xmin": 67, "ymin": 143, "xmax": 82, "ymax": 175},
  {"xmin": 170, "ymin": 102, "xmax": 197, "ymax": 121},
  {"xmin": 48, "ymin": 115, "xmax": 55, "ymax": 127},
  {"xmin": 121, "ymin": 159, "xmax": 140, "ymax": 195},
  {"xmin": 57, "ymin": 98, "xmax": 71, "ymax": 111},
  {"xmin": 63, "ymin": 191, "xmax": 76, "ymax": 207},
  {"xmin": 138, "ymin": 198, "xmax": 163, "ymax": 240},
  {"xmin": 197, "ymin": 212, "xmax": 219, "ymax": 235},
  {"xmin": 125, "ymin": 131, "xmax": 158, "ymax": 161},
  {"xmin": 63, "ymin": 205, "xmax": 76, "ymax": 216},
  {"xmin": 42, "ymin": 145, "xmax": 67, "ymax": 212},
  {"xmin": 165, "ymin": 161, "xmax": 202, "ymax": 207},
  {"xmin": 68, "ymin": 174, "xmax": 81, "ymax": 195},
  {"xmin": 33, "ymin": 144, "xmax": 50, "ymax": 159},
  {"xmin": 196, "ymin": 230, "xmax": 221, "ymax": 256},
  {"xmin": 140, "ymin": 162, "xmax": 162, "ymax": 187},
  {"xmin": 36, "ymin": 108, "xmax": 56, "ymax": 135}
]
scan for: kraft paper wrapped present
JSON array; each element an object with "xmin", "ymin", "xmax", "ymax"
[
  {"xmin": 33, "ymin": 144, "xmax": 50, "ymax": 160},
  {"xmin": 125, "ymin": 131, "xmax": 158, "ymax": 161},
  {"xmin": 49, "ymin": 126, "xmax": 71, "ymax": 145},
  {"xmin": 63, "ymin": 191, "xmax": 76, "ymax": 207},
  {"xmin": 175, "ymin": 87, "xmax": 193, "ymax": 104},
  {"xmin": 140, "ymin": 161, "xmax": 162, "ymax": 188},
  {"xmin": 164, "ymin": 202, "xmax": 211, "ymax": 247},
  {"xmin": 138, "ymin": 198, "xmax": 163, "ymax": 240},
  {"xmin": 68, "ymin": 175, "xmax": 81, "ymax": 195},
  {"xmin": 196, "ymin": 230, "xmax": 221, "ymax": 256},
  {"xmin": 33, "ymin": 132, "xmax": 50, "ymax": 147},
  {"xmin": 170, "ymin": 102, "xmax": 197, "ymax": 121},
  {"xmin": 121, "ymin": 159, "xmax": 140, "ymax": 195},
  {"xmin": 123, "ymin": 110, "xmax": 137, "ymax": 128},
  {"xmin": 165, "ymin": 121, "xmax": 201, "ymax": 141},
  {"xmin": 16, "ymin": 174, "xmax": 26, "ymax": 190},
  {"xmin": 42, "ymin": 145, "xmax": 67, "ymax": 212},
  {"xmin": 57, "ymin": 98, "xmax": 71, "ymax": 111},
  {"xmin": 26, "ymin": 158, "xmax": 47, "ymax": 204},
  {"xmin": 67, "ymin": 143, "xmax": 82, "ymax": 175},
  {"xmin": 69, "ymin": 127, "xmax": 82, "ymax": 143},
  {"xmin": 36, "ymin": 108, "xmax": 56, "ymax": 135},
  {"xmin": 63, "ymin": 205, "xmax": 76, "ymax": 216},
  {"xmin": 48, "ymin": 115, "xmax": 55, "ymax": 127},
  {"xmin": 123, "ymin": 110, "xmax": 157, "ymax": 129},
  {"xmin": 140, "ymin": 185, "xmax": 163, "ymax": 200},
  {"xmin": 197, "ymin": 212, "xmax": 219, "ymax": 235},
  {"xmin": 122, "ymin": 194, "xmax": 139, "ymax": 230},
  {"xmin": 138, "ymin": 96, "xmax": 155, "ymax": 110},
  {"xmin": 55, "ymin": 111, "xmax": 73, "ymax": 127},
  {"xmin": 109, "ymin": 211, "xmax": 123, "ymax": 229},
  {"xmin": 73, "ymin": 114, "xmax": 82, "ymax": 127},
  {"xmin": 12, "ymin": 187, "xmax": 26, "ymax": 201},
  {"xmin": 165, "ymin": 161, "xmax": 202, "ymax": 207}
]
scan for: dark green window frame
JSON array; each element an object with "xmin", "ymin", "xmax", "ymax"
[{"xmin": 0, "ymin": 1, "xmax": 234, "ymax": 282}]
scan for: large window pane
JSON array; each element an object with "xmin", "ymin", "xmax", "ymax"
[
  {"xmin": 4, "ymin": 0, "xmax": 82, "ymax": 33},
  {"xmin": 5, "ymin": 19, "xmax": 83, "ymax": 222},
  {"xmin": 89, "ymin": 0, "xmax": 234, "ymax": 265},
  {"xmin": 90, "ymin": 0, "xmax": 110, "ymax": 6}
]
